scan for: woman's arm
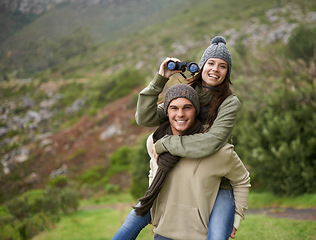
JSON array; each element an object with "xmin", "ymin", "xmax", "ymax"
[
  {"xmin": 135, "ymin": 57, "xmax": 183, "ymax": 127},
  {"xmin": 135, "ymin": 74, "xmax": 168, "ymax": 127},
  {"xmin": 155, "ymin": 94, "xmax": 241, "ymax": 158}
]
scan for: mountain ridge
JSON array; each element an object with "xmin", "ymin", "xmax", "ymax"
[{"xmin": 0, "ymin": 0, "xmax": 143, "ymax": 14}]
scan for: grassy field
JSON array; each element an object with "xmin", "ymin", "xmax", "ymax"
[{"xmin": 31, "ymin": 191, "xmax": 316, "ymax": 240}]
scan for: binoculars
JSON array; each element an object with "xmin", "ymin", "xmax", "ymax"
[{"xmin": 166, "ymin": 60, "xmax": 199, "ymax": 74}]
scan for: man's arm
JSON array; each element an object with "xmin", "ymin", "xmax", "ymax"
[{"xmin": 225, "ymin": 149, "xmax": 251, "ymax": 230}]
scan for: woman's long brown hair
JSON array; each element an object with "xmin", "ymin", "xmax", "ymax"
[{"xmin": 187, "ymin": 69, "xmax": 233, "ymax": 130}]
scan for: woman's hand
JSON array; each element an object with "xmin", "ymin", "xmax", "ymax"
[{"xmin": 158, "ymin": 57, "xmax": 183, "ymax": 78}]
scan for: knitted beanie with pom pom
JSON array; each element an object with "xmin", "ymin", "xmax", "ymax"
[{"xmin": 199, "ymin": 36, "xmax": 232, "ymax": 76}]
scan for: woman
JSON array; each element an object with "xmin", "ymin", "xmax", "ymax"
[{"xmin": 112, "ymin": 36, "xmax": 243, "ymax": 240}]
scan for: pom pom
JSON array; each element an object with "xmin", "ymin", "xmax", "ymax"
[{"xmin": 211, "ymin": 36, "xmax": 226, "ymax": 45}]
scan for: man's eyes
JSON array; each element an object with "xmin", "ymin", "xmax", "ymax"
[{"xmin": 170, "ymin": 107, "xmax": 191, "ymax": 110}]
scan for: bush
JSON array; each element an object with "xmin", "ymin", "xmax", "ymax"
[
  {"xmin": 104, "ymin": 146, "xmax": 132, "ymax": 179},
  {"xmin": 60, "ymin": 188, "xmax": 79, "ymax": 214},
  {"xmin": 47, "ymin": 175, "xmax": 68, "ymax": 188},
  {"xmin": 96, "ymin": 68, "xmax": 145, "ymax": 104},
  {"xmin": 6, "ymin": 197, "xmax": 30, "ymax": 220},
  {"xmin": 106, "ymin": 68, "xmax": 145, "ymax": 101},
  {"xmin": 19, "ymin": 213, "xmax": 49, "ymax": 240},
  {"xmin": 42, "ymin": 187, "xmax": 60, "ymax": 214},
  {"xmin": 286, "ymin": 24, "xmax": 316, "ymax": 61},
  {"xmin": 0, "ymin": 223, "xmax": 20, "ymax": 240},
  {"xmin": 110, "ymin": 146, "xmax": 131, "ymax": 167},
  {"xmin": 104, "ymin": 183, "xmax": 120, "ymax": 194},
  {"xmin": 30, "ymin": 198, "xmax": 44, "ymax": 214},
  {"xmin": 130, "ymin": 134, "xmax": 151, "ymax": 199},
  {"xmin": 79, "ymin": 167, "xmax": 104, "ymax": 185},
  {"xmin": 97, "ymin": 146, "xmax": 133, "ymax": 188},
  {"xmin": 3, "ymin": 186, "xmax": 80, "ymax": 240}
]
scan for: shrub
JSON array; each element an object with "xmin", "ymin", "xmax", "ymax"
[
  {"xmin": 42, "ymin": 187, "xmax": 60, "ymax": 214},
  {"xmin": 286, "ymin": 24, "xmax": 316, "ymax": 61},
  {"xmin": 104, "ymin": 183, "xmax": 120, "ymax": 194},
  {"xmin": 30, "ymin": 198, "xmax": 44, "ymax": 214},
  {"xmin": 60, "ymin": 188, "xmax": 79, "ymax": 214},
  {"xmin": 47, "ymin": 175, "xmax": 68, "ymax": 188},
  {"xmin": 0, "ymin": 223, "xmax": 20, "ymax": 240},
  {"xmin": 130, "ymin": 134, "xmax": 151, "ymax": 199},
  {"xmin": 110, "ymin": 146, "xmax": 131, "ymax": 167},
  {"xmin": 97, "ymin": 68, "xmax": 145, "ymax": 104},
  {"xmin": 3, "ymin": 186, "xmax": 80, "ymax": 240},
  {"xmin": 19, "ymin": 213, "xmax": 49, "ymax": 240},
  {"xmin": 6, "ymin": 197, "xmax": 30, "ymax": 220},
  {"xmin": 104, "ymin": 146, "xmax": 132, "ymax": 179},
  {"xmin": 98, "ymin": 146, "xmax": 133, "ymax": 187},
  {"xmin": 79, "ymin": 167, "xmax": 103, "ymax": 185}
]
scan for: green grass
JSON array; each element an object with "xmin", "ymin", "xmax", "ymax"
[
  {"xmin": 248, "ymin": 191, "xmax": 316, "ymax": 209},
  {"xmin": 33, "ymin": 205, "xmax": 153, "ymax": 240},
  {"xmin": 79, "ymin": 192, "xmax": 135, "ymax": 207},
  {"xmin": 30, "ymin": 191, "xmax": 316, "ymax": 240},
  {"xmin": 235, "ymin": 215, "xmax": 315, "ymax": 240},
  {"xmin": 32, "ymin": 205, "xmax": 316, "ymax": 240}
]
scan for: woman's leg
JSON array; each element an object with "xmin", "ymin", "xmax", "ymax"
[
  {"xmin": 208, "ymin": 188, "xmax": 235, "ymax": 240},
  {"xmin": 112, "ymin": 203, "xmax": 151, "ymax": 240}
]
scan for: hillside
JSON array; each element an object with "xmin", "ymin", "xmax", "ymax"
[
  {"xmin": 0, "ymin": 0, "xmax": 316, "ymax": 202},
  {"xmin": 1, "ymin": 84, "xmax": 155, "ymax": 201},
  {"xmin": 0, "ymin": 0, "xmax": 199, "ymax": 77}
]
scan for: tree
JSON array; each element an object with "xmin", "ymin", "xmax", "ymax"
[{"xmin": 236, "ymin": 81, "xmax": 316, "ymax": 196}]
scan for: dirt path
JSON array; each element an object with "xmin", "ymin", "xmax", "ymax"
[
  {"xmin": 81, "ymin": 204, "xmax": 316, "ymax": 221},
  {"xmin": 246, "ymin": 207, "xmax": 316, "ymax": 221}
]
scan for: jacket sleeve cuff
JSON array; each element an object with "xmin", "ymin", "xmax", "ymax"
[
  {"xmin": 233, "ymin": 213, "xmax": 243, "ymax": 230},
  {"xmin": 151, "ymin": 73, "xmax": 169, "ymax": 90},
  {"xmin": 155, "ymin": 139, "xmax": 168, "ymax": 155}
]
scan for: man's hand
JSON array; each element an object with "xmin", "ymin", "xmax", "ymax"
[
  {"xmin": 152, "ymin": 143, "xmax": 159, "ymax": 163},
  {"xmin": 230, "ymin": 227, "xmax": 237, "ymax": 239}
]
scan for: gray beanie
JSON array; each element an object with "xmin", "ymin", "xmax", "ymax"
[
  {"xmin": 164, "ymin": 84, "xmax": 200, "ymax": 115},
  {"xmin": 199, "ymin": 36, "xmax": 232, "ymax": 76}
]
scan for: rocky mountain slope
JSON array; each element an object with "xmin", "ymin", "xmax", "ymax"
[
  {"xmin": 1, "ymin": 85, "xmax": 155, "ymax": 200},
  {"xmin": 1, "ymin": 0, "xmax": 315, "ymax": 201}
]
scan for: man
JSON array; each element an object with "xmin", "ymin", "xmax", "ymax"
[
  {"xmin": 142, "ymin": 84, "xmax": 250, "ymax": 240},
  {"xmin": 113, "ymin": 83, "xmax": 250, "ymax": 240}
]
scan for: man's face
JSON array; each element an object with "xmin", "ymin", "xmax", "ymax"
[{"xmin": 167, "ymin": 97, "xmax": 196, "ymax": 136}]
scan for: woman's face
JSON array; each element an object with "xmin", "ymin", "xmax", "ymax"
[{"xmin": 201, "ymin": 58, "xmax": 228, "ymax": 88}]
